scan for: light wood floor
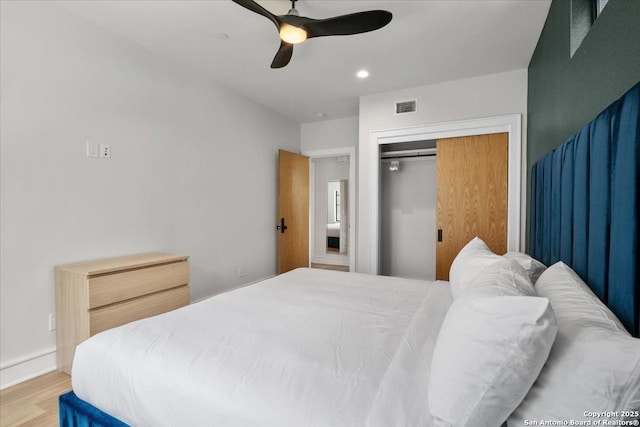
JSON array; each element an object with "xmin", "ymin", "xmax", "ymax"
[
  {"xmin": 310, "ymin": 262, "xmax": 349, "ymax": 272},
  {"xmin": 0, "ymin": 371, "xmax": 71, "ymax": 427}
]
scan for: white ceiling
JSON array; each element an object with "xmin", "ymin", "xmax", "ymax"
[{"xmin": 58, "ymin": 0, "xmax": 551, "ymax": 124}]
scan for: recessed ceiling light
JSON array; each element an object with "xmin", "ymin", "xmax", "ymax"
[{"xmin": 357, "ymin": 70, "xmax": 370, "ymax": 79}]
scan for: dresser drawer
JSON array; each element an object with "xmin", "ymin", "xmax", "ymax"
[
  {"xmin": 89, "ymin": 285, "xmax": 190, "ymax": 335},
  {"xmin": 88, "ymin": 261, "xmax": 189, "ymax": 309},
  {"xmin": 56, "ymin": 253, "xmax": 190, "ymax": 374}
]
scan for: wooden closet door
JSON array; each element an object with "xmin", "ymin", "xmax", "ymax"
[{"xmin": 436, "ymin": 133, "xmax": 508, "ymax": 280}]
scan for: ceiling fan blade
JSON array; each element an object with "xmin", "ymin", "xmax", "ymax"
[
  {"xmin": 304, "ymin": 10, "xmax": 392, "ymax": 38},
  {"xmin": 231, "ymin": 0, "xmax": 280, "ymax": 29},
  {"xmin": 271, "ymin": 42, "xmax": 293, "ymax": 69}
]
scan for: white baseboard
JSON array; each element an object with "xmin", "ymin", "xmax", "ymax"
[
  {"xmin": 0, "ymin": 347, "xmax": 57, "ymax": 390},
  {"xmin": 311, "ymin": 255, "xmax": 349, "ymax": 267}
]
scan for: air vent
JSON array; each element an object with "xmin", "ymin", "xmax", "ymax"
[{"xmin": 395, "ymin": 99, "xmax": 417, "ymax": 114}]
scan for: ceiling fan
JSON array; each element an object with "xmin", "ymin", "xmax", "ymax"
[{"xmin": 231, "ymin": 0, "xmax": 392, "ymax": 68}]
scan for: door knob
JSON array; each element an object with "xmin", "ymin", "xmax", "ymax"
[{"xmin": 276, "ymin": 218, "xmax": 288, "ymax": 234}]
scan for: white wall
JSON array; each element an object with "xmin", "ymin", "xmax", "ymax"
[
  {"xmin": 301, "ymin": 117, "xmax": 358, "ymax": 151},
  {"xmin": 357, "ymin": 69, "xmax": 528, "ymax": 273},
  {"xmin": 380, "ymin": 157, "xmax": 437, "ymax": 280},
  {"xmin": 0, "ymin": 1, "xmax": 299, "ymax": 387}
]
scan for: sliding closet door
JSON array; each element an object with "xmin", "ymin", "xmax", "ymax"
[{"xmin": 436, "ymin": 133, "xmax": 508, "ymax": 280}]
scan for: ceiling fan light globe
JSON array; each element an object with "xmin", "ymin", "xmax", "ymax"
[{"xmin": 279, "ymin": 24, "xmax": 307, "ymax": 44}]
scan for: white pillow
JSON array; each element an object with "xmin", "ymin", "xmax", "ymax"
[
  {"xmin": 449, "ymin": 237, "xmax": 501, "ymax": 296},
  {"xmin": 502, "ymin": 252, "xmax": 547, "ymax": 284},
  {"xmin": 508, "ymin": 262, "xmax": 640, "ymax": 424},
  {"xmin": 454, "ymin": 258, "xmax": 536, "ymax": 300},
  {"xmin": 429, "ymin": 296, "xmax": 557, "ymax": 427},
  {"xmin": 430, "ymin": 255, "xmax": 556, "ymax": 426},
  {"xmin": 534, "ymin": 261, "xmax": 626, "ymax": 332}
]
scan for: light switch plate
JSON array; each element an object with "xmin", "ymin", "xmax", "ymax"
[{"xmin": 86, "ymin": 141, "xmax": 99, "ymax": 158}]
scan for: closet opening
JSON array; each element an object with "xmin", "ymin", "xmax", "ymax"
[
  {"xmin": 379, "ymin": 140, "xmax": 437, "ymax": 281},
  {"xmin": 368, "ymin": 114, "xmax": 523, "ymax": 276}
]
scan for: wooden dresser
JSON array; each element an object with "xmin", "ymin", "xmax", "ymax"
[{"xmin": 55, "ymin": 253, "xmax": 190, "ymax": 374}]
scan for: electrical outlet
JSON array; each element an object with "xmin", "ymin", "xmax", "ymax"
[
  {"xmin": 49, "ymin": 313, "xmax": 56, "ymax": 331},
  {"xmin": 86, "ymin": 141, "xmax": 99, "ymax": 158},
  {"xmin": 237, "ymin": 266, "xmax": 245, "ymax": 278},
  {"xmin": 99, "ymin": 143, "xmax": 111, "ymax": 159}
]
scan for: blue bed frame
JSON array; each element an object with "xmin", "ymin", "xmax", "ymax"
[
  {"xmin": 59, "ymin": 391, "xmax": 129, "ymax": 427},
  {"xmin": 59, "ymin": 81, "xmax": 640, "ymax": 425},
  {"xmin": 530, "ymin": 81, "xmax": 639, "ymax": 337}
]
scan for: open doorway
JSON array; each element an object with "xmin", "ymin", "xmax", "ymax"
[{"xmin": 303, "ymin": 147, "xmax": 356, "ymax": 272}]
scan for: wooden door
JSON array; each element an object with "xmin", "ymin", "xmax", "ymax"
[
  {"xmin": 436, "ymin": 133, "xmax": 508, "ymax": 280},
  {"xmin": 278, "ymin": 149, "xmax": 310, "ymax": 274}
]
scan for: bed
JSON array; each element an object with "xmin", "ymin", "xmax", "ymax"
[
  {"xmin": 60, "ymin": 82, "xmax": 640, "ymax": 426},
  {"xmin": 66, "ymin": 269, "xmax": 451, "ymax": 426}
]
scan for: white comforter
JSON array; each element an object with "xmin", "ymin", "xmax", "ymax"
[{"xmin": 72, "ymin": 268, "xmax": 452, "ymax": 427}]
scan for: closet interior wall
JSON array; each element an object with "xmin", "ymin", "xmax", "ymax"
[{"xmin": 380, "ymin": 153, "xmax": 437, "ymax": 281}]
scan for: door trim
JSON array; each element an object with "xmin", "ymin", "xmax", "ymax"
[
  {"xmin": 369, "ymin": 114, "xmax": 523, "ymax": 275},
  {"xmin": 302, "ymin": 147, "xmax": 356, "ymax": 273}
]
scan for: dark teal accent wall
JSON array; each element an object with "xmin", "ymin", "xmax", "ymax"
[{"xmin": 526, "ymin": 0, "xmax": 640, "ymax": 248}]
